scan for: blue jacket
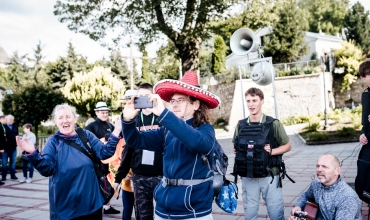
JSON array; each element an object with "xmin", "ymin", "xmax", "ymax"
[
  {"xmin": 121, "ymin": 109, "xmax": 215, "ymax": 219},
  {"xmin": 27, "ymin": 130, "xmax": 119, "ymax": 220}
]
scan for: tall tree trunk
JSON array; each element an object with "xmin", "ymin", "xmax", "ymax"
[{"xmin": 177, "ymin": 38, "xmax": 201, "ymax": 74}]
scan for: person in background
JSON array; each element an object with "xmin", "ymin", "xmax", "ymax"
[
  {"xmin": 289, "ymin": 154, "xmax": 361, "ymax": 220},
  {"xmin": 116, "ymin": 83, "xmax": 162, "ymax": 220},
  {"xmin": 0, "ymin": 115, "xmax": 7, "ymax": 185},
  {"xmin": 16, "ymin": 104, "xmax": 122, "ymax": 220},
  {"xmin": 85, "ymin": 101, "xmax": 120, "ymax": 215},
  {"xmin": 20, "ymin": 123, "xmax": 36, "ymax": 183},
  {"xmin": 2, "ymin": 115, "xmax": 19, "ymax": 181},
  {"xmin": 85, "ymin": 118, "xmax": 95, "ymax": 127}
]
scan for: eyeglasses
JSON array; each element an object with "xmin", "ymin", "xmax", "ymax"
[{"xmin": 169, "ymin": 98, "xmax": 188, "ymax": 105}]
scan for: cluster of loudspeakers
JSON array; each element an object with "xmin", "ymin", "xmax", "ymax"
[{"xmin": 230, "ymin": 26, "xmax": 275, "ymax": 86}]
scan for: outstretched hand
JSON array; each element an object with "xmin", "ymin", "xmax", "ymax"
[
  {"xmin": 16, "ymin": 136, "xmax": 36, "ymax": 153},
  {"xmin": 112, "ymin": 117, "xmax": 122, "ymax": 137},
  {"xmin": 146, "ymin": 94, "xmax": 165, "ymax": 116},
  {"xmin": 122, "ymin": 96, "xmax": 140, "ymax": 121}
]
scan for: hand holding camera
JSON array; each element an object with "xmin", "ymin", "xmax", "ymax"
[{"xmin": 293, "ymin": 211, "xmax": 308, "ymax": 219}]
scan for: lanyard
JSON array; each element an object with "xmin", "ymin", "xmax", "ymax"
[
  {"xmin": 140, "ymin": 112, "xmax": 155, "ymax": 131},
  {"xmin": 1, "ymin": 124, "xmax": 6, "ymax": 134},
  {"xmin": 247, "ymin": 113, "xmax": 264, "ymax": 125}
]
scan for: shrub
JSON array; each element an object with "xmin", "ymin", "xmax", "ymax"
[
  {"xmin": 306, "ymin": 122, "xmax": 320, "ymax": 132},
  {"xmin": 307, "ymin": 132, "xmax": 328, "ymax": 141},
  {"xmin": 336, "ymin": 127, "xmax": 356, "ymax": 136},
  {"xmin": 38, "ymin": 125, "xmax": 56, "ymax": 135}
]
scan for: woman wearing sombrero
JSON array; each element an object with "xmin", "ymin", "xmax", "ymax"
[{"xmin": 121, "ymin": 71, "xmax": 220, "ymax": 219}]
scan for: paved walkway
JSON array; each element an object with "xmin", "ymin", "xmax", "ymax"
[{"xmin": 0, "ymin": 124, "xmax": 368, "ymax": 219}]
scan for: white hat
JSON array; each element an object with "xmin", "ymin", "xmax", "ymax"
[
  {"xmin": 120, "ymin": 89, "xmax": 137, "ymax": 100},
  {"xmin": 94, "ymin": 101, "xmax": 111, "ymax": 111}
]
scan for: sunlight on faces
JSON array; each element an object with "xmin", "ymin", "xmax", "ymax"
[
  {"xmin": 95, "ymin": 110, "xmax": 109, "ymax": 122},
  {"xmin": 245, "ymin": 94, "xmax": 264, "ymax": 116},
  {"xmin": 23, "ymin": 127, "xmax": 30, "ymax": 134},
  {"xmin": 6, "ymin": 116, "xmax": 14, "ymax": 125},
  {"xmin": 170, "ymin": 93, "xmax": 199, "ymax": 119},
  {"xmin": 54, "ymin": 106, "xmax": 78, "ymax": 136},
  {"xmin": 316, "ymin": 155, "xmax": 341, "ymax": 186}
]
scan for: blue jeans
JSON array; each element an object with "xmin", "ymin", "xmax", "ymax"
[
  {"xmin": 22, "ymin": 159, "xmax": 34, "ymax": 178},
  {"xmin": 2, "ymin": 149, "xmax": 17, "ymax": 179},
  {"xmin": 121, "ymin": 190, "xmax": 135, "ymax": 220}
]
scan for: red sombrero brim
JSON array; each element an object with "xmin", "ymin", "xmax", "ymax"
[{"xmin": 154, "ymin": 79, "xmax": 220, "ymax": 109}]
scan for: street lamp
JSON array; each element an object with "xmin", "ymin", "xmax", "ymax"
[{"xmin": 320, "ymin": 48, "xmax": 329, "ymax": 130}]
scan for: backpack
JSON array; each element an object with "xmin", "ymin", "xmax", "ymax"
[{"xmin": 210, "ymin": 140, "xmax": 229, "ymax": 197}]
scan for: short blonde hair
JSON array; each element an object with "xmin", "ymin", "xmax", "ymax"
[{"xmin": 52, "ymin": 104, "xmax": 78, "ymax": 122}]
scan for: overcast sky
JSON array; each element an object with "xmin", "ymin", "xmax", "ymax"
[{"xmin": 0, "ymin": 0, "xmax": 369, "ymax": 63}]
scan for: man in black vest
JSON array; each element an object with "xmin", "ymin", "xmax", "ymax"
[
  {"xmin": 85, "ymin": 101, "xmax": 120, "ymax": 215},
  {"xmin": 114, "ymin": 83, "xmax": 162, "ymax": 220},
  {"xmin": 232, "ymin": 87, "xmax": 291, "ymax": 220},
  {"xmin": 2, "ymin": 115, "xmax": 19, "ymax": 181}
]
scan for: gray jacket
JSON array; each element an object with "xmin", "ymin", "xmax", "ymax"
[{"xmin": 295, "ymin": 177, "xmax": 361, "ymax": 220}]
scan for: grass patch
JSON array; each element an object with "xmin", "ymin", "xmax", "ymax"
[{"xmin": 299, "ymin": 129, "xmax": 361, "ymax": 143}]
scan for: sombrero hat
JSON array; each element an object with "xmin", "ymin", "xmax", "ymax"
[{"xmin": 153, "ymin": 71, "xmax": 220, "ymax": 109}]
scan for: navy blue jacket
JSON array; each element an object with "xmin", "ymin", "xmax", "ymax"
[
  {"xmin": 121, "ymin": 109, "xmax": 215, "ymax": 219},
  {"xmin": 27, "ymin": 130, "xmax": 119, "ymax": 220}
]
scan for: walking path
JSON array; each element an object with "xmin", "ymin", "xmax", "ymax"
[{"xmin": 0, "ymin": 124, "xmax": 368, "ymax": 219}]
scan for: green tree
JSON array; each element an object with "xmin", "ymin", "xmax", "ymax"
[
  {"xmin": 209, "ymin": 0, "xmax": 285, "ymax": 55},
  {"xmin": 1, "ymin": 85, "xmax": 66, "ymax": 139},
  {"xmin": 45, "ymin": 42, "xmax": 91, "ymax": 89},
  {"xmin": 298, "ymin": 0, "xmax": 349, "ymax": 35},
  {"xmin": 334, "ymin": 40, "xmax": 363, "ymax": 91},
  {"xmin": 29, "ymin": 41, "xmax": 50, "ymax": 85},
  {"xmin": 263, "ymin": 0, "xmax": 309, "ymax": 63},
  {"xmin": 151, "ymin": 40, "xmax": 180, "ymax": 81},
  {"xmin": 54, "ymin": 0, "xmax": 242, "ymax": 73},
  {"xmin": 61, "ymin": 66, "xmax": 125, "ymax": 117},
  {"xmin": 343, "ymin": 2, "xmax": 370, "ymax": 55},
  {"xmin": 212, "ymin": 35, "xmax": 226, "ymax": 74},
  {"xmin": 3, "ymin": 51, "xmax": 29, "ymax": 91},
  {"xmin": 141, "ymin": 50, "xmax": 151, "ymax": 84}
]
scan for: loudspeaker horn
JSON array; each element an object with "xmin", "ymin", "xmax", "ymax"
[
  {"xmin": 230, "ymin": 26, "xmax": 273, "ymax": 56},
  {"xmin": 230, "ymin": 28, "xmax": 260, "ymax": 56},
  {"xmin": 250, "ymin": 61, "xmax": 275, "ymax": 86}
]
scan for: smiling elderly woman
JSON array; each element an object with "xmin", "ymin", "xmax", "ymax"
[
  {"xmin": 121, "ymin": 71, "xmax": 221, "ymax": 220},
  {"xmin": 16, "ymin": 104, "xmax": 122, "ymax": 220}
]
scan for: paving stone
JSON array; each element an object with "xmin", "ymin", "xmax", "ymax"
[
  {"xmin": 0, "ymin": 206, "xmax": 21, "ymax": 215},
  {"xmin": 10, "ymin": 210, "xmax": 49, "ymax": 218}
]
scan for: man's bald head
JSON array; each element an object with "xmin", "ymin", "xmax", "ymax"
[
  {"xmin": 318, "ymin": 154, "xmax": 340, "ymax": 168},
  {"xmin": 316, "ymin": 154, "xmax": 341, "ymax": 186}
]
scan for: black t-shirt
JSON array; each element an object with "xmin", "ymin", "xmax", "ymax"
[
  {"xmin": 85, "ymin": 118, "xmax": 114, "ymax": 139},
  {"xmin": 116, "ymin": 111, "xmax": 163, "ymax": 180}
]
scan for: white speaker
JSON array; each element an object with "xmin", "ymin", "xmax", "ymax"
[
  {"xmin": 230, "ymin": 28, "xmax": 260, "ymax": 56},
  {"xmin": 250, "ymin": 61, "xmax": 275, "ymax": 86},
  {"xmin": 230, "ymin": 26, "xmax": 273, "ymax": 56}
]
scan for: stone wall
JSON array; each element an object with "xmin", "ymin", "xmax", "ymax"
[
  {"xmin": 205, "ymin": 72, "xmax": 333, "ymax": 131},
  {"xmin": 207, "ymin": 82, "xmax": 236, "ymax": 125},
  {"xmin": 333, "ymin": 77, "xmax": 368, "ymax": 108}
]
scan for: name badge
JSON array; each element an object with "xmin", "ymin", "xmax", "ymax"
[{"xmin": 142, "ymin": 150, "xmax": 155, "ymax": 165}]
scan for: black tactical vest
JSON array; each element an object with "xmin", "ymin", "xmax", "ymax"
[{"xmin": 233, "ymin": 116, "xmax": 282, "ymax": 178}]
